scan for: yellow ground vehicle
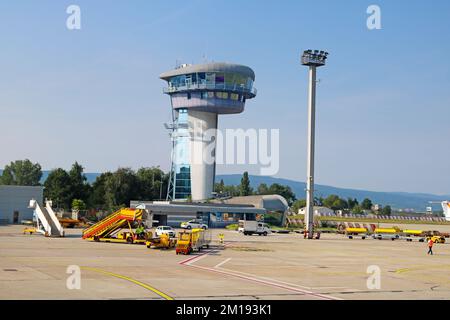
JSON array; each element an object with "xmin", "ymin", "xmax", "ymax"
[
  {"xmin": 400, "ymin": 229, "xmax": 424, "ymax": 242},
  {"xmin": 345, "ymin": 227, "xmax": 368, "ymax": 239},
  {"xmin": 23, "ymin": 227, "xmax": 37, "ymax": 235},
  {"xmin": 82, "ymin": 208, "xmax": 147, "ymax": 244},
  {"xmin": 176, "ymin": 228, "xmax": 211, "ymax": 255},
  {"xmin": 427, "ymin": 235, "xmax": 446, "ymax": 244},
  {"xmin": 373, "ymin": 228, "xmax": 400, "ymax": 240},
  {"xmin": 146, "ymin": 232, "xmax": 176, "ymax": 249},
  {"xmin": 402, "ymin": 229, "xmax": 423, "ymax": 236}
]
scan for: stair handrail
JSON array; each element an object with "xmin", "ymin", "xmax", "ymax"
[
  {"xmin": 45, "ymin": 200, "xmax": 64, "ymax": 236},
  {"xmin": 28, "ymin": 199, "xmax": 52, "ymax": 236}
]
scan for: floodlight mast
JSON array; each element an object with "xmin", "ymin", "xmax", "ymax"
[{"xmin": 301, "ymin": 49, "xmax": 328, "ymax": 239}]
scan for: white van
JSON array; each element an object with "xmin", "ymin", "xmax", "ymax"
[{"xmin": 239, "ymin": 220, "xmax": 271, "ymax": 236}]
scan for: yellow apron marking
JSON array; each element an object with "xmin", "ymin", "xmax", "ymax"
[
  {"xmin": 396, "ymin": 268, "xmax": 410, "ymax": 274},
  {"xmin": 396, "ymin": 264, "xmax": 450, "ymax": 274},
  {"xmin": 81, "ymin": 266, "xmax": 173, "ymax": 300}
]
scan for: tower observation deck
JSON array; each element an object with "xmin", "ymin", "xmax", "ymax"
[{"xmin": 160, "ymin": 62, "xmax": 257, "ymax": 201}]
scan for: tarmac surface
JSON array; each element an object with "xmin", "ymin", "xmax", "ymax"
[{"xmin": 1, "ymin": 223, "xmax": 450, "ymax": 300}]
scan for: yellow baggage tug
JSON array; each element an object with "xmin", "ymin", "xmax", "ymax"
[{"xmin": 176, "ymin": 228, "xmax": 211, "ymax": 255}]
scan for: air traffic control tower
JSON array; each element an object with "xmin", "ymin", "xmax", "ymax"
[{"xmin": 160, "ymin": 62, "xmax": 257, "ymax": 201}]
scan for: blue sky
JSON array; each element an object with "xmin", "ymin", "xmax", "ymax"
[{"xmin": 0, "ymin": 0, "xmax": 449, "ymax": 194}]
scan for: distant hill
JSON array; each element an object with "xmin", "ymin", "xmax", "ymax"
[
  {"xmin": 216, "ymin": 174, "xmax": 449, "ymax": 212},
  {"xmin": 1, "ymin": 170, "xmax": 448, "ymax": 211}
]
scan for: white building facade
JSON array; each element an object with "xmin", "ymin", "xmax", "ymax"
[{"xmin": 0, "ymin": 185, "xmax": 44, "ymax": 224}]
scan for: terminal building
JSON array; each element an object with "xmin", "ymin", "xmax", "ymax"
[
  {"xmin": 131, "ymin": 195, "xmax": 288, "ymax": 228},
  {"xmin": 0, "ymin": 185, "xmax": 44, "ymax": 224}
]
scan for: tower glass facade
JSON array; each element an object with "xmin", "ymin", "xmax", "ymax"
[
  {"xmin": 172, "ymin": 109, "xmax": 191, "ymax": 199},
  {"xmin": 167, "ymin": 72, "xmax": 254, "ymax": 93}
]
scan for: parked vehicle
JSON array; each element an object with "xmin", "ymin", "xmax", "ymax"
[
  {"xmin": 372, "ymin": 233, "xmax": 400, "ymax": 241},
  {"xmin": 345, "ymin": 227, "xmax": 368, "ymax": 239},
  {"xmin": 176, "ymin": 228, "xmax": 211, "ymax": 255},
  {"xmin": 155, "ymin": 226, "xmax": 176, "ymax": 238},
  {"xmin": 239, "ymin": 220, "xmax": 271, "ymax": 236},
  {"xmin": 427, "ymin": 235, "xmax": 446, "ymax": 244},
  {"xmin": 180, "ymin": 219, "xmax": 208, "ymax": 230},
  {"xmin": 146, "ymin": 233, "xmax": 176, "ymax": 249}
]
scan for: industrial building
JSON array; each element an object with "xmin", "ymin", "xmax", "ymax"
[
  {"xmin": 160, "ymin": 62, "xmax": 257, "ymax": 201},
  {"xmin": 130, "ymin": 200, "xmax": 264, "ymax": 228},
  {"xmin": 0, "ymin": 185, "xmax": 44, "ymax": 224}
]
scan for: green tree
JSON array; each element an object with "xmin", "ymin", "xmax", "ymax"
[
  {"xmin": 104, "ymin": 168, "xmax": 140, "ymax": 210},
  {"xmin": 136, "ymin": 167, "xmax": 166, "ymax": 200},
  {"xmin": 268, "ymin": 183, "xmax": 296, "ymax": 205},
  {"xmin": 72, "ymin": 199, "xmax": 87, "ymax": 211},
  {"xmin": 323, "ymin": 195, "xmax": 339, "ymax": 208},
  {"xmin": 44, "ymin": 168, "xmax": 73, "ymax": 209},
  {"xmin": 361, "ymin": 198, "xmax": 373, "ymax": 210},
  {"xmin": 322, "ymin": 195, "xmax": 347, "ymax": 211},
  {"xmin": 89, "ymin": 172, "xmax": 113, "ymax": 209},
  {"xmin": 291, "ymin": 199, "xmax": 307, "ymax": 213},
  {"xmin": 1, "ymin": 159, "xmax": 42, "ymax": 186},
  {"xmin": 381, "ymin": 205, "xmax": 392, "ymax": 216},
  {"xmin": 352, "ymin": 205, "xmax": 363, "ymax": 214},
  {"xmin": 347, "ymin": 198, "xmax": 359, "ymax": 210},
  {"xmin": 69, "ymin": 162, "xmax": 91, "ymax": 203},
  {"xmin": 257, "ymin": 183, "xmax": 269, "ymax": 195},
  {"xmin": 239, "ymin": 172, "xmax": 252, "ymax": 196},
  {"xmin": 214, "ymin": 179, "xmax": 226, "ymax": 194},
  {"xmin": 223, "ymin": 184, "xmax": 240, "ymax": 197}
]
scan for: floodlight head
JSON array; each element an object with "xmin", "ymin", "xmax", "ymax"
[{"xmin": 301, "ymin": 49, "xmax": 329, "ymax": 67}]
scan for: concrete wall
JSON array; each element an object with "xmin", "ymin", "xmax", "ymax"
[{"xmin": 0, "ymin": 186, "xmax": 44, "ymax": 224}]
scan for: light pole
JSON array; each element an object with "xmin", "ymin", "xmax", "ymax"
[{"xmin": 301, "ymin": 49, "xmax": 328, "ymax": 239}]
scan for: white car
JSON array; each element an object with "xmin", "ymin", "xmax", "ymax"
[
  {"xmin": 180, "ymin": 219, "xmax": 208, "ymax": 230},
  {"xmin": 155, "ymin": 226, "xmax": 176, "ymax": 238}
]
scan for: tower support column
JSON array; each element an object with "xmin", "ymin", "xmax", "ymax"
[{"xmin": 189, "ymin": 110, "xmax": 218, "ymax": 201}]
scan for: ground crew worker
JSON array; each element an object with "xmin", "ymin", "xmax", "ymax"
[
  {"xmin": 427, "ymin": 238, "xmax": 434, "ymax": 255},
  {"xmin": 135, "ymin": 223, "xmax": 146, "ymax": 239},
  {"xmin": 218, "ymin": 233, "xmax": 224, "ymax": 246}
]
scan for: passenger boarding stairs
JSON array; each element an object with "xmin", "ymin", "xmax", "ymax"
[
  {"xmin": 29, "ymin": 199, "xmax": 65, "ymax": 237},
  {"xmin": 82, "ymin": 207, "xmax": 145, "ymax": 240}
]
